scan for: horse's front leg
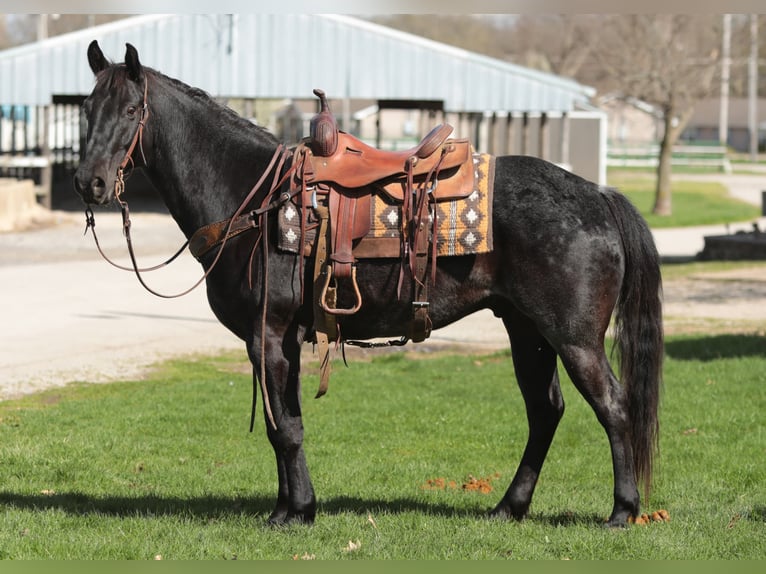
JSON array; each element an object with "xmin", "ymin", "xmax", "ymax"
[{"xmin": 249, "ymin": 326, "xmax": 316, "ymax": 526}]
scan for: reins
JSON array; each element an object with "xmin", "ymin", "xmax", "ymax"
[
  {"xmin": 85, "ymin": 144, "xmax": 292, "ymax": 299},
  {"xmin": 83, "ymin": 76, "xmax": 300, "ymax": 431},
  {"xmin": 83, "ymin": 206, "xmax": 190, "ymax": 274}
]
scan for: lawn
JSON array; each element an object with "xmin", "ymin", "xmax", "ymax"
[
  {"xmin": 607, "ymin": 171, "xmax": 761, "ymax": 229},
  {"xmin": 1, "ymin": 335, "xmax": 764, "ymax": 559}
]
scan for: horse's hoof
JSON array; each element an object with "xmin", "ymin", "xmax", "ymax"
[
  {"xmin": 604, "ymin": 511, "xmax": 633, "ymax": 528},
  {"xmin": 266, "ymin": 515, "xmax": 287, "ymax": 528},
  {"xmin": 603, "ymin": 519, "xmax": 630, "ymax": 529},
  {"xmin": 488, "ymin": 504, "xmax": 525, "ymax": 521},
  {"xmin": 267, "ymin": 512, "xmax": 315, "ymax": 528}
]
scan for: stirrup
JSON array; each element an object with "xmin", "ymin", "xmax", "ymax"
[{"xmin": 319, "ymin": 264, "xmax": 362, "ymax": 316}]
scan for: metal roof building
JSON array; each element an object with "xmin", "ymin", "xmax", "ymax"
[
  {"xmin": 0, "ymin": 14, "xmax": 594, "ymax": 112},
  {"xmin": 1, "ymin": 14, "xmax": 607, "ymax": 193}
]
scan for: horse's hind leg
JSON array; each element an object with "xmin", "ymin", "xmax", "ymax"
[
  {"xmin": 490, "ymin": 312, "xmax": 564, "ymax": 520},
  {"xmin": 557, "ymin": 343, "xmax": 639, "ymax": 527}
]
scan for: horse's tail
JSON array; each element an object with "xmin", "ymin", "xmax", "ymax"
[{"xmin": 604, "ymin": 188, "xmax": 664, "ymax": 499}]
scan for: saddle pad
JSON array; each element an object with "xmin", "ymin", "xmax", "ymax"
[{"xmin": 278, "ymin": 153, "xmax": 495, "ymax": 258}]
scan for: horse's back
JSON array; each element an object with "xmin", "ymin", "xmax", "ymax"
[
  {"xmin": 490, "ymin": 155, "xmax": 629, "ymax": 331},
  {"xmin": 493, "ymin": 155, "xmax": 615, "ymax": 227},
  {"xmin": 492, "ymin": 154, "xmax": 628, "ymax": 250}
]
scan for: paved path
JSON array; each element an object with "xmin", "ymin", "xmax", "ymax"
[
  {"xmin": 0, "ymin": 216, "xmax": 242, "ymax": 398},
  {"xmin": 1, "ymin": 172, "xmax": 764, "ymax": 399},
  {"xmin": 655, "ymin": 172, "xmax": 766, "ymax": 258}
]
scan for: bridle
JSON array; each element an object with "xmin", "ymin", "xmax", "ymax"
[
  {"xmin": 83, "ymin": 77, "xmax": 190, "ymax": 278},
  {"xmin": 83, "ymin": 76, "xmax": 296, "ymax": 299},
  {"xmin": 83, "ymin": 76, "xmax": 178, "ymax": 279},
  {"xmin": 118, "ymin": 76, "xmax": 150, "ymax": 194}
]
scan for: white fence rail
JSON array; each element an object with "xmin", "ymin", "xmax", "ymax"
[{"xmin": 607, "ymin": 144, "xmax": 732, "ymax": 173}]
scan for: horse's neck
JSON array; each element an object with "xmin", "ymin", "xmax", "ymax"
[{"xmin": 146, "ymin": 84, "xmax": 278, "ymax": 238}]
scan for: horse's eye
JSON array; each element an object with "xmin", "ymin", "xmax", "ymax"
[{"xmin": 127, "ymin": 106, "xmax": 137, "ymax": 118}]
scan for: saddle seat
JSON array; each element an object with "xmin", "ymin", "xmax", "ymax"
[
  {"xmin": 302, "ymin": 126, "xmax": 467, "ymax": 191},
  {"xmin": 330, "ymin": 123, "xmax": 453, "ymax": 174}
]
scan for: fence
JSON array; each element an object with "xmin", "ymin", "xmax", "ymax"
[
  {"xmin": 607, "ymin": 142, "xmax": 732, "ymax": 173},
  {"xmin": 0, "ymin": 102, "xmax": 83, "ymax": 207}
]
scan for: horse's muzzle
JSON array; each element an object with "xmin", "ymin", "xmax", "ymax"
[{"xmin": 73, "ymin": 173, "xmax": 110, "ymax": 205}]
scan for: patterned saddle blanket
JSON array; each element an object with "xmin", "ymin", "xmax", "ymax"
[{"xmin": 278, "ymin": 151, "xmax": 494, "ymax": 259}]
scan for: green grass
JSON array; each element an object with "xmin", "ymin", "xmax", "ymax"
[
  {"xmin": 1, "ymin": 340, "xmax": 764, "ymax": 559},
  {"xmin": 607, "ymin": 172, "xmax": 761, "ymax": 228}
]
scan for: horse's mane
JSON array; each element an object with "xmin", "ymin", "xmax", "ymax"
[{"xmin": 97, "ymin": 64, "xmax": 280, "ymax": 145}]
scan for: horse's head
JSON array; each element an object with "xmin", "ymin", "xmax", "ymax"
[{"xmin": 74, "ymin": 41, "xmax": 149, "ymax": 205}]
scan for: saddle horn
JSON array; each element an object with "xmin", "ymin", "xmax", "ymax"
[{"xmin": 309, "ymin": 89, "xmax": 338, "ymax": 157}]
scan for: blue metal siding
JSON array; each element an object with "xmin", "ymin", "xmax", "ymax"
[{"xmin": 0, "ymin": 14, "xmax": 594, "ymax": 112}]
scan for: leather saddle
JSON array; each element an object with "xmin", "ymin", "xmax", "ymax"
[{"xmin": 292, "ymin": 89, "xmax": 476, "ymax": 336}]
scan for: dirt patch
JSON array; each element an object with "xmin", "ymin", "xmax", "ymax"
[{"xmin": 662, "ymin": 266, "xmax": 766, "ymax": 335}]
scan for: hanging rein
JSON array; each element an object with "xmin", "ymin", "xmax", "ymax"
[{"xmin": 82, "ymin": 78, "xmax": 299, "ymax": 431}]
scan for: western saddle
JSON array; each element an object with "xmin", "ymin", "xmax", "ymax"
[{"xmin": 288, "ymin": 89, "xmax": 477, "ymax": 395}]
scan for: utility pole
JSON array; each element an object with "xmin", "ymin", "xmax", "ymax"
[
  {"xmin": 748, "ymin": 14, "xmax": 759, "ymax": 162},
  {"xmin": 36, "ymin": 14, "xmax": 60, "ymax": 42},
  {"xmin": 719, "ymin": 14, "xmax": 731, "ymax": 146},
  {"xmin": 37, "ymin": 14, "xmax": 48, "ymax": 41}
]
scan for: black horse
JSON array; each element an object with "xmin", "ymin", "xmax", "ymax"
[{"xmin": 73, "ymin": 41, "xmax": 663, "ymax": 527}]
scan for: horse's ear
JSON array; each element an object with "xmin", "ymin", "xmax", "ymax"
[
  {"xmin": 124, "ymin": 43, "xmax": 144, "ymax": 83},
  {"xmin": 87, "ymin": 40, "xmax": 109, "ymax": 75}
]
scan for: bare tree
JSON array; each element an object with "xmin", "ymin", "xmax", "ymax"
[
  {"xmin": 504, "ymin": 15, "xmax": 604, "ymax": 80},
  {"xmin": 593, "ymin": 15, "xmax": 722, "ymax": 215},
  {"xmin": 371, "ymin": 14, "xmax": 725, "ymax": 216},
  {"xmin": 369, "ymin": 14, "xmax": 513, "ymax": 60}
]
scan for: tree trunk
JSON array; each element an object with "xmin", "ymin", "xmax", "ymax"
[
  {"xmin": 653, "ymin": 103, "xmax": 698, "ymax": 216},
  {"xmin": 653, "ymin": 132, "xmax": 674, "ymax": 215}
]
